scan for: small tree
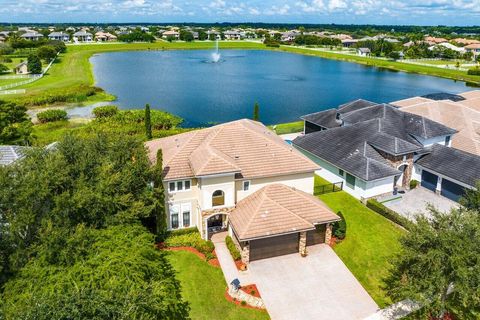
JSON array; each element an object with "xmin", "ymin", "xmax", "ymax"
[
  {"xmin": 27, "ymin": 54, "xmax": 42, "ymax": 74},
  {"xmin": 332, "ymin": 211, "xmax": 346, "ymax": 239},
  {"xmin": 153, "ymin": 149, "xmax": 167, "ymax": 240},
  {"xmin": 0, "ymin": 64, "xmax": 9, "ymax": 73},
  {"xmin": 459, "ymin": 181, "xmax": 480, "ymax": 211},
  {"xmin": 145, "ymin": 103, "xmax": 152, "ymax": 140},
  {"xmin": 37, "ymin": 45, "xmax": 57, "ymax": 62},
  {"xmin": 253, "ymin": 102, "xmax": 260, "ymax": 121}
]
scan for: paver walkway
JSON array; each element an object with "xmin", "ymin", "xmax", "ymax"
[{"xmin": 248, "ymin": 244, "xmax": 379, "ymax": 320}]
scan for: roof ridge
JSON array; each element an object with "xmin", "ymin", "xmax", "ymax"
[{"xmin": 239, "ymin": 191, "xmax": 268, "ymax": 238}]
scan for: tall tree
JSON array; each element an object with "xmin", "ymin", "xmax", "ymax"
[
  {"xmin": 253, "ymin": 102, "xmax": 260, "ymax": 121},
  {"xmin": 153, "ymin": 149, "xmax": 167, "ymax": 240},
  {"xmin": 0, "ymin": 100, "xmax": 32, "ymax": 145},
  {"xmin": 385, "ymin": 208, "xmax": 480, "ymax": 319},
  {"xmin": 27, "ymin": 53, "xmax": 42, "ymax": 74},
  {"xmin": 145, "ymin": 103, "xmax": 152, "ymax": 139}
]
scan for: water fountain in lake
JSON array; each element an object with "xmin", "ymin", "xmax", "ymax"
[{"xmin": 211, "ymin": 39, "xmax": 221, "ymax": 63}]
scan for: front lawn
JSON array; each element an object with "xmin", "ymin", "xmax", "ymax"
[
  {"xmin": 166, "ymin": 250, "xmax": 269, "ymax": 320},
  {"xmin": 315, "ymin": 175, "xmax": 404, "ymax": 307}
]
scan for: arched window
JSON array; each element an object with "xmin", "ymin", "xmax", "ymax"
[{"xmin": 212, "ymin": 190, "xmax": 225, "ymax": 207}]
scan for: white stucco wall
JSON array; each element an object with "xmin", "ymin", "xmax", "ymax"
[
  {"xmin": 165, "ymin": 179, "xmax": 200, "ymax": 230},
  {"xmin": 199, "ymin": 174, "xmax": 236, "ymax": 210},
  {"xmin": 235, "ymin": 172, "xmax": 315, "ymax": 201}
]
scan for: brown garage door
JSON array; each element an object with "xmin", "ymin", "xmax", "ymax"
[
  {"xmin": 306, "ymin": 224, "xmax": 326, "ymax": 246},
  {"xmin": 249, "ymin": 233, "xmax": 299, "ymax": 261}
]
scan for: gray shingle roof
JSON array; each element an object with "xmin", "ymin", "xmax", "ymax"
[
  {"xmin": 293, "ymin": 120, "xmax": 401, "ymax": 181},
  {"xmin": 0, "ymin": 146, "xmax": 29, "ymax": 166},
  {"xmin": 301, "ymin": 109, "xmax": 340, "ymax": 129},
  {"xmin": 416, "ymin": 144, "xmax": 480, "ymax": 187}
]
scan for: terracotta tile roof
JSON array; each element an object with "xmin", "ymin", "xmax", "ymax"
[
  {"xmin": 229, "ymin": 184, "xmax": 340, "ymax": 240},
  {"xmin": 392, "ymin": 90, "xmax": 480, "ymax": 156},
  {"xmin": 145, "ymin": 119, "xmax": 319, "ymax": 181}
]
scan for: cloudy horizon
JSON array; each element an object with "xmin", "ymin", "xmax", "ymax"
[{"xmin": 1, "ymin": 0, "xmax": 479, "ymax": 26}]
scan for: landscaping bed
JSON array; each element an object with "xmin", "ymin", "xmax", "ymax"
[{"xmin": 240, "ymin": 284, "xmax": 261, "ymax": 299}]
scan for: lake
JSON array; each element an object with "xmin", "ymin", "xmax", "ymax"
[{"xmin": 90, "ymin": 49, "xmax": 469, "ymax": 126}]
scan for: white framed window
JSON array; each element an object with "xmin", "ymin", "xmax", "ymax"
[
  {"xmin": 243, "ymin": 180, "xmax": 250, "ymax": 191},
  {"xmin": 168, "ymin": 180, "xmax": 192, "ymax": 193},
  {"xmin": 181, "ymin": 203, "xmax": 191, "ymax": 228},
  {"xmin": 170, "ymin": 205, "xmax": 179, "ymax": 229}
]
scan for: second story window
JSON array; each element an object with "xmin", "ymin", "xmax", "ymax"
[
  {"xmin": 168, "ymin": 180, "xmax": 192, "ymax": 193},
  {"xmin": 212, "ymin": 190, "xmax": 225, "ymax": 207},
  {"xmin": 243, "ymin": 180, "xmax": 250, "ymax": 191}
]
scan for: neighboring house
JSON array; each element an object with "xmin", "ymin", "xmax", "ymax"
[
  {"xmin": 0, "ymin": 145, "xmax": 29, "ymax": 166},
  {"xmin": 223, "ymin": 30, "xmax": 242, "ymax": 40},
  {"xmin": 145, "ymin": 119, "xmax": 339, "ymax": 263},
  {"xmin": 357, "ymin": 47, "xmax": 371, "ymax": 56},
  {"xmin": 281, "ymin": 31, "xmax": 300, "ymax": 42},
  {"xmin": 206, "ymin": 30, "xmax": 221, "ymax": 40},
  {"xmin": 392, "ymin": 90, "xmax": 480, "ymax": 156},
  {"xmin": 452, "ymin": 38, "xmax": 480, "ymax": 45},
  {"xmin": 95, "ymin": 32, "xmax": 117, "ymax": 42},
  {"xmin": 424, "ymin": 36, "xmax": 448, "ymax": 45},
  {"xmin": 162, "ymin": 30, "xmax": 180, "ymax": 40},
  {"xmin": 48, "ymin": 32, "xmax": 70, "ymax": 42},
  {"xmin": 465, "ymin": 43, "xmax": 480, "ymax": 59},
  {"xmin": 428, "ymin": 42, "xmax": 465, "ymax": 53},
  {"xmin": 73, "ymin": 30, "xmax": 93, "ymax": 42},
  {"xmin": 294, "ymin": 100, "xmax": 457, "ymax": 200},
  {"xmin": 341, "ymin": 39, "xmax": 358, "ymax": 47},
  {"xmin": 15, "ymin": 61, "xmax": 28, "ymax": 74},
  {"xmin": 20, "ymin": 32, "xmax": 43, "ymax": 41}
]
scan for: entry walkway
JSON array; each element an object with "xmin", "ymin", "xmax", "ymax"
[{"xmin": 210, "ymin": 232, "xmax": 252, "ymax": 285}]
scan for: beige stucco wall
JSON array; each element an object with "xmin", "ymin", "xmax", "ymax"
[
  {"xmin": 165, "ymin": 179, "xmax": 200, "ymax": 230},
  {"xmin": 198, "ymin": 174, "xmax": 236, "ymax": 210},
  {"xmin": 235, "ymin": 172, "xmax": 315, "ymax": 202}
]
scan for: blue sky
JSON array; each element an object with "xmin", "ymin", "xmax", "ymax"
[{"xmin": 1, "ymin": 0, "xmax": 479, "ymax": 25}]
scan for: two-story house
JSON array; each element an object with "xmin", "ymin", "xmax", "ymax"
[
  {"xmin": 294, "ymin": 100, "xmax": 459, "ymax": 200},
  {"xmin": 146, "ymin": 119, "xmax": 340, "ymax": 263}
]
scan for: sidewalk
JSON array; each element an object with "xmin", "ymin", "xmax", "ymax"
[{"xmin": 210, "ymin": 232, "xmax": 252, "ymax": 286}]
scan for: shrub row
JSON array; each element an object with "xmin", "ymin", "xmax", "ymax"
[
  {"xmin": 93, "ymin": 105, "xmax": 119, "ymax": 118},
  {"xmin": 36, "ymin": 109, "xmax": 68, "ymax": 123},
  {"xmin": 366, "ymin": 199, "xmax": 413, "ymax": 230},
  {"xmin": 467, "ymin": 67, "xmax": 480, "ymax": 76},
  {"xmin": 15, "ymin": 85, "xmax": 102, "ymax": 107},
  {"xmin": 225, "ymin": 235, "xmax": 241, "ymax": 261},
  {"xmin": 332, "ymin": 211, "xmax": 347, "ymax": 240},
  {"xmin": 164, "ymin": 228, "xmax": 216, "ymax": 260}
]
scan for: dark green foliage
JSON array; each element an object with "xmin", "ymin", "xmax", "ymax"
[
  {"xmin": 14, "ymin": 85, "xmax": 102, "ymax": 107},
  {"xmin": 164, "ymin": 230, "xmax": 215, "ymax": 258},
  {"xmin": 47, "ymin": 40, "xmax": 66, "ymax": 53},
  {"xmin": 459, "ymin": 181, "xmax": 480, "ymax": 211},
  {"xmin": 145, "ymin": 103, "xmax": 152, "ymax": 139},
  {"xmin": 409, "ymin": 179, "xmax": 419, "ymax": 189},
  {"xmin": 0, "ymin": 100, "xmax": 32, "ymax": 145},
  {"xmin": 253, "ymin": 102, "xmax": 259, "ymax": 121},
  {"xmin": 294, "ymin": 35, "xmax": 341, "ymax": 46},
  {"xmin": 169, "ymin": 226, "xmax": 199, "ymax": 236},
  {"xmin": 0, "ymin": 134, "xmax": 157, "ymax": 274},
  {"xmin": 366, "ymin": 199, "xmax": 413, "ymax": 230},
  {"xmin": 385, "ymin": 208, "xmax": 480, "ymax": 319},
  {"xmin": 154, "ymin": 149, "xmax": 167, "ymax": 240},
  {"xmin": 332, "ymin": 211, "xmax": 347, "ymax": 239},
  {"xmin": 36, "ymin": 45, "xmax": 57, "ymax": 62},
  {"xmin": 264, "ymin": 38, "xmax": 280, "ymax": 47},
  {"xmin": 0, "ymin": 64, "xmax": 9, "ymax": 73},
  {"xmin": 467, "ymin": 67, "xmax": 480, "ymax": 76},
  {"xmin": 225, "ymin": 236, "xmax": 241, "ymax": 260},
  {"xmin": 36, "ymin": 109, "xmax": 68, "ymax": 123},
  {"xmin": 388, "ymin": 51, "xmax": 401, "ymax": 60},
  {"xmin": 1, "ymin": 224, "xmax": 190, "ymax": 319},
  {"xmin": 27, "ymin": 53, "xmax": 42, "ymax": 74},
  {"xmin": 180, "ymin": 30, "xmax": 194, "ymax": 42},
  {"xmin": 92, "ymin": 105, "xmax": 118, "ymax": 118},
  {"xmin": 117, "ymin": 31, "xmax": 155, "ymax": 43}
]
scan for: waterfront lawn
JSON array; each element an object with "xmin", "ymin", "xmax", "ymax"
[
  {"xmin": 315, "ymin": 175, "xmax": 404, "ymax": 308},
  {"xmin": 269, "ymin": 120, "xmax": 303, "ymax": 134},
  {"xmin": 166, "ymin": 250, "xmax": 270, "ymax": 320}
]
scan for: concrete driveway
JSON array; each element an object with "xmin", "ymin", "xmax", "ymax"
[{"xmin": 248, "ymin": 244, "xmax": 378, "ymax": 320}]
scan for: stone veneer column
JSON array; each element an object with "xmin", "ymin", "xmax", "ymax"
[
  {"xmin": 241, "ymin": 243, "xmax": 250, "ymax": 264},
  {"xmin": 325, "ymin": 224, "xmax": 333, "ymax": 244},
  {"xmin": 299, "ymin": 232, "xmax": 307, "ymax": 254}
]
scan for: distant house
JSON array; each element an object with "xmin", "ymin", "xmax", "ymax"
[
  {"xmin": 73, "ymin": 30, "xmax": 93, "ymax": 42},
  {"xmin": 465, "ymin": 43, "xmax": 480, "ymax": 59},
  {"xmin": 206, "ymin": 30, "xmax": 221, "ymax": 40},
  {"xmin": 341, "ymin": 39, "xmax": 358, "ymax": 47},
  {"xmin": 0, "ymin": 36, "xmax": 5, "ymax": 43},
  {"xmin": 223, "ymin": 30, "xmax": 242, "ymax": 40},
  {"xmin": 281, "ymin": 31, "xmax": 300, "ymax": 42},
  {"xmin": 191, "ymin": 31, "xmax": 199, "ymax": 40},
  {"xmin": 428, "ymin": 42, "xmax": 465, "ymax": 53},
  {"xmin": 452, "ymin": 38, "xmax": 480, "ymax": 46},
  {"xmin": 357, "ymin": 47, "xmax": 371, "ymax": 56},
  {"xmin": 95, "ymin": 32, "xmax": 117, "ymax": 42},
  {"xmin": 162, "ymin": 30, "xmax": 179, "ymax": 40},
  {"xmin": 15, "ymin": 61, "xmax": 28, "ymax": 74},
  {"xmin": 424, "ymin": 36, "xmax": 448, "ymax": 45},
  {"xmin": 48, "ymin": 32, "xmax": 70, "ymax": 42},
  {"xmin": 20, "ymin": 32, "xmax": 43, "ymax": 41}
]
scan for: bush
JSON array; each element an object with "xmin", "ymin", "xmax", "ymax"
[
  {"xmin": 332, "ymin": 211, "xmax": 347, "ymax": 239},
  {"xmin": 93, "ymin": 105, "xmax": 119, "ymax": 118},
  {"xmin": 36, "ymin": 109, "xmax": 68, "ymax": 123},
  {"xmin": 366, "ymin": 199, "xmax": 413, "ymax": 230},
  {"xmin": 15, "ymin": 85, "xmax": 102, "ymax": 107},
  {"xmin": 409, "ymin": 179, "xmax": 419, "ymax": 189},
  {"xmin": 164, "ymin": 229, "xmax": 215, "ymax": 258},
  {"xmin": 467, "ymin": 67, "xmax": 480, "ymax": 76},
  {"xmin": 27, "ymin": 53, "xmax": 42, "ymax": 74},
  {"xmin": 225, "ymin": 235, "xmax": 241, "ymax": 260}
]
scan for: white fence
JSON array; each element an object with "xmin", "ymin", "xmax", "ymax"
[
  {"xmin": 0, "ymin": 89, "xmax": 26, "ymax": 95},
  {"xmin": 0, "ymin": 75, "xmax": 41, "ymax": 90},
  {"xmin": 0, "ymin": 74, "xmax": 38, "ymax": 80}
]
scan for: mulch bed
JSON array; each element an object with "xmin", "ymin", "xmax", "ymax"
[
  {"xmin": 208, "ymin": 250, "xmax": 220, "ymax": 267},
  {"xmin": 224, "ymin": 288, "xmax": 266, "ymax": 311},
  {"xmin": 234, "ymin": 259, "xmax": 247, "ymax": 271},
  {"xmin": 329, "ymin": 236, "xmax": 338, "ymax": 248},
  {"xmin": 240, "ymin": 284, "xmax": 261, "ymax": 298}
]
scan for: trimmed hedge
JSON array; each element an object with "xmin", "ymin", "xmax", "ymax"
[
  {"xmin": 366, "ymin": 199, "xmax": 413, "ymax": 230},
  {"xmin": 36, "ymin": 109, "xmax": 68, "ymax": 123},
  {"xmin": 93, "ymin": 105, "xmax": 118, "ymax": 118},
  {"xmin": 164, "ymin": 228, "xmax": 215, "ymax": 259},
  {"xmin": 332, "ymin": 211, "xmax": 347, "ymax": 240},
  {"xmin": 225, "ymin": 236, "xmax": 241, "ymax": 261},
  {"xmin": 467, "ymin": 67, "xmax": 480, "ymax": 76}
]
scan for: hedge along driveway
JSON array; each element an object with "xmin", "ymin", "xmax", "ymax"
[{"xmin": 315, "ymin": 176, "xmax": 405, "ymax": 308}]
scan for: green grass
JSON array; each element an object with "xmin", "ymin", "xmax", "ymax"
[
  {"xmin": 269, "ymin": 120, "xmax": 303, "ymax": 134},
  {"xmin": 31, "ymin": 119, "xmax": 89, "ymax": 146},
  {"xmin": 166, "ymin": 250, "xmax": 269, "ymax": 320},
  {"xmin": 315, "ymin": 175, "xmax": 405, "ymax": 308}
]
